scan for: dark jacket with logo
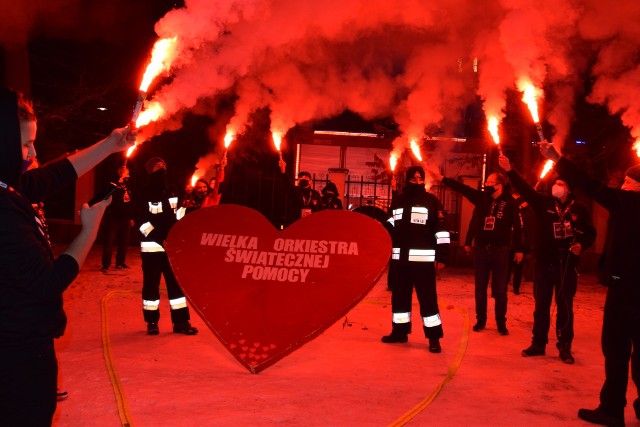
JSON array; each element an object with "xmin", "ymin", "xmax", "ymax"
[
  {"xmin": 554, "ymin": 157, "xmax": 638, "ymax": 285},
  {"xmin": 443, "ymin": 177, "xmax": 523, "ymax": 251},
  {"xmin": 506, "ymin": 168, "xmax": 596, "ymax": 264},
  {"xmin": 388, "ymin": 186, "xmax": 450, "ymax": 264}
]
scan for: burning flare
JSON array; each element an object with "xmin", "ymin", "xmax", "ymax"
[
  {"xmin": 224, "ymin": 131, "xmax": 235, "ymax": 149},
  {"xmin": 488, "ymin": 116, "xmax": 500, "ymax": 145},
  {"xmin": 272, "ymin": 131, "xmax": 283, "ymax": 152},
  {"xmin": 126, "ymin": 143, "xmax": 137, "ymax": 158},
  {"xmin": 136, "ymin": 102, "xmax": 165, "ymax": 128},
  {"xmin": 520, "ymin": 82, "xmax": 541, "ymax": 124},
  {"xmin": 409, "ymin": 139, "xmax": 423, "ymax": 162},
  {"xmin": 540, "ymin": 160, "xmax": 555, "ymax": 179},
  {"xmin": 139, "ymin": 37, "xmax": 178, "ymax": 92},
  {"xmin": 389, "ymin": 152, "xmax": 398, "ymax": 172},
  {"xmin": 634, "ymin": 139, "xmax": 640, "ymax": 158}
]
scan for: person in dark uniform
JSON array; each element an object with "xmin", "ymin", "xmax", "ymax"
[
  {"xmin": 278, "ymin": 159, "xmax": 322, "ymax": 226},
  {"xmin": 382, "ymin": 165, "xmax": 450, "ymax": 353},
  {"xmin": 0, "ymin": 88, "xmax": 133, "ymax": 425},
  {"xmin": 101, "ymin": 165, "xmax": 135, "ymax": 271},
  {"xmin": 499, "ymin": 155, "xmax": 596, "ymax": 364},
  {"xmin": 429, "ymin": 167, "xmax": 523, "ymax": 335},
  {"xmin": 319, "ymin": 181, "xmax": 343, "ymax": 210},
  {"xmin": 137, "ymin": 157, "xmax": 198, "ymax": 336},
  {"xmin": 539, "ymin": 142, "xmax": 640, "ymax": 427}
]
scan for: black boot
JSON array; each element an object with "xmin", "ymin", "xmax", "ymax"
[
  {"xmin": 147, "ymin": 322, "xmax": 159, "ymax": 335},
  {"xmin": 173, "ymin": 322, "xmax": 198, "ymax": 335},
  {"xmin": 428, "ymin": 339, "xmax": 441, "ymax": 353},
  {"xmin": 381, "ymin": 330, "xmax": 408, "ymax": 343},
  {"xmin": 577, "ymin": 407, "xmax": 624, "ymax": 427},
  {"xmin": 521, "ymin": 343, "xmax": 545, "ymax": 357},
  {"xmin": 557, "ymin": 342, "xmax": 575, "ymax": 364},
  {"xmin": 472, "ymin": 322, "xmax": 485, "ymax": 332}
]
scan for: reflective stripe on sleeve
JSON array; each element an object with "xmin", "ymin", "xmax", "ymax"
[
  {"xmin": 407, "ymin": 249, "xmax": 435, "ymax": 262},
  {"xmin": 435, "ymin": 231, "xmax": 451, "ymax": 244},
  {"xmin": 392, "ymin": 208, "xmax": 403, "ymax": 221},
  {"xmin": 391, "ymin": 247, "xmax": 400, "ymax": 260},
  {"xmin": 170, "ymin": 297, "xmax": 187, "ymax": 310},
  {"xmin": 143, "ymin": 299, "xmax": 160, "ymax": 311},
  {"xmin": 140, "ymin": 241, "xmax": 165, "ymax": 252},
  {"xmin": 169, "ymin": 197, "xmax": 178, "ymax": 210},
  {"xmin": 176, "ymin": 206, "xmax": 186, "ymax": 220},
  {"xmin": 149, "ymin": 202, "xmax": 163, "ymax": 214},
  {"xmin": 139, "ymin": 222, "xmax": 154, "ymax": 237},
  {"xmin": 423, "ymin": 314, "xmax": 442, "ymax": 328},
  {"xmin": 393, "ymin": 312, "xmax": 411, "ymax": 324}
]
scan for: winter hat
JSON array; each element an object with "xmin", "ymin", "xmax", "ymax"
[
  {"xmin": 145, "ymin": 157, "xmax": 166, "ymax": 174},
  {"xmin": 322, "ymin": 181, "xmax": 339, "ymax": 196},
  {"xmin": 625, "ymin": 164, "xmax": 640, "ymax": 183},
  {"xmin": 405, "ymin": 165, "xmax": 425, "ymax": 182}
]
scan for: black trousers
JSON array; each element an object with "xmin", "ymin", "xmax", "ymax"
[
  {"xmin": 141, "ymin": 251, "xmax": 190, "ymax": 324},
  {"xmin": 599, "ymin": 282, "xmax": 640, "ymax": 418},
  {"xmin": 390, "ymin": 262, "xmax": 443, "ymax": 340},
  {"xmin": 531, "ymin": 256, "xmax": 578, "ymax": 347},
  {"xmin": 473, "ymin": 245, "xmax": 510, "ymax": 326},
  {"xmin": 0, "ymin": 339, "xmax": 57, "ymax": 426},
  {"xmin": 102, "ymin": 216, "xmax": 131, "ymax": 268}
]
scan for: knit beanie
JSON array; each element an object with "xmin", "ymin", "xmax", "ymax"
[
  {"xmin": 405, "ymin": 165, "xmax": 425, "ymax": 182},
  {"xmin": 625, "ymin": 164, "xmax": 640, "ymax": 183},
  {"xmin": 145, "ymin": 157, "xmax": 166, "ymax": 174}
]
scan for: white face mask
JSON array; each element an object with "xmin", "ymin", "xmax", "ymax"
[{"xmin": 552, "ymin": 185, "xmax": 567, "ymax": 199}]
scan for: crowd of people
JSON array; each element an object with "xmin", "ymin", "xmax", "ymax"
[{"xmin": 2, "ymin": 86, "xmax": 639, "ymax": 426}]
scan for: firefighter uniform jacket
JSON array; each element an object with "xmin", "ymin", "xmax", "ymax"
[
  {"xmin": 388, "ymin": 189, "xmax": 450, "ymax": 265},
  {"xmin": 137, "ymin": 191, "xmax": 185, "ymax": 252}
]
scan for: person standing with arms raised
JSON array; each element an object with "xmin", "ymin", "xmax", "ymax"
[
  {"xmin": 428, "ymin": 166, "xmax": 523, "ymax": 335},
  {"xmin": 498, "ymin": 154, "xmax": 596, "ymax": 364},
  {"xmin": 0, "ymin": 88, "xmax": 134, "ymax": 425},
  {"xmin": 538, "ymin": 141, "xmax": 640, "ymax": 427}
]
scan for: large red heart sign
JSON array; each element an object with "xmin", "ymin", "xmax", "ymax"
[{"xmin": 165, "ymin": 204, "xmax": 391, "ymax": 373}]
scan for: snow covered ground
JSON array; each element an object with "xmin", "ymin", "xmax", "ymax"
[{"xmin": 52, "ymin": 247, "xmax": 638, "ymax": 426}]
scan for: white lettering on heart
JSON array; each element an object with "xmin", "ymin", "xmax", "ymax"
[
  {"xmin": 201, "ymin": 233, "xmax": 360, "ymax": 284},
  {"xmin": 273, "ymin": 238, "xmax": 358, "ymax": 255},
  {"xmin": 200, "ymin": 233, "xmax": 258, "ymax": 249},
  {"xmin": 240, "ymin": 265, "xmax": 311, "ymax": 283}
]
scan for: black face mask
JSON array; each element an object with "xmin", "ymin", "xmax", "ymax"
[
  {"xmin": 299, "ymin": 180, "xmax": 310, "ymax": 188},
  {"xmin": 484, "ymin": 185, "xmax": 496, "ymax": 195},
  {"xmin": 148, "ymin": 169, "xmax": 168, "ymax": 198},
  {"xmin": 404, "ymin": 182, "xmax": 425, "ymax": 197}
]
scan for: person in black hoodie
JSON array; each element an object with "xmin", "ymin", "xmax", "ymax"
[
  {"xmin": 538, "ymin": 142, "xmax": 640, "ymax": 427},
  {"xmin": 0, "ymin": 88, "xmax": 133, "ymax": 426},
  {"xmin": 319, "ymin": 181, "xmax": 343, "ymax": 210},
  {"xmin": 382, "ymin": 166, "xmax": 450, "ymax": 353},
  {"xmin": 278, "ymin": 159, "xmax": 322, "ymax": 226},
  {"xmin": 499, "ymin": 155, "xmax": 596, "ymax": 364},
  {"xmin": 137, "ymin": 157, "xmax": 198, "ymax": 336},
  {"xmin": 429, "ymin": 167, "xmax": 523, "ymax": 336},
  {"xmin": 101, "ymin": 165, "xmax": 135, "ymax": 271}
]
